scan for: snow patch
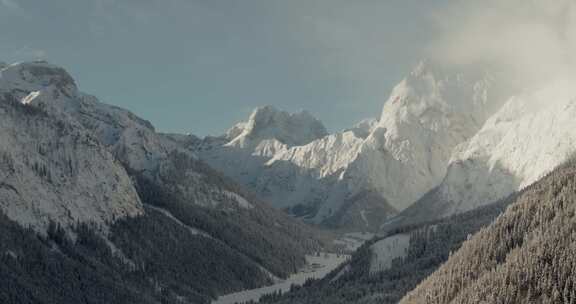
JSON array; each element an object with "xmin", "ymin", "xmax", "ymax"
[
  {"xmin": 360, "ymin": 210, "xmax": 369, "ymax": 227},
  {"xmin": 21, "ymin": 91, "xmax": 41, "ymax": 105}
]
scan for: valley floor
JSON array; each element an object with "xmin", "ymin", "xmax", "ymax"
[
  {"xmin": 332, "ymin": 232, "xmax": 375, "ymax": 252},
  {"xmin": 212, "ymin": 253, "xmax": 349, "ymax": 304}
]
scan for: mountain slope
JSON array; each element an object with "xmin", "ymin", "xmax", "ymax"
[
  {"xmin": 0, "ymin": 62, "xmax": 143, "ymax": 230},
  {"xmin": 393, "ymin": 80, "xmax": 576, "ymax": 226},
  {"xmin": 69, "ymin": 88, "xmax": 323, "ymax": 280},
  {"xmin": 0, "ymin": 211, "xmax": 165, "ymax": 304},
  {"xmin": 0, "ymin": 61, "xmax": 324, "ymax": 303},
  {"xmin": 400, "ymin": 158, "xmax": 576, "ymax": 304}
]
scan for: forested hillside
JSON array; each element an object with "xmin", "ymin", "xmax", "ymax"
[
  {"xmin": 0, "ymin": 204, "xmax": 318, "ymax": 304},
  {"xmin": 0, "ymin": 210, "xmax": 195, "ymax": 304},
  {"xmin": 258, "ymin": 191, "xmax": 515, "ymax": 304},
  {"xmin": 129, "ymin": 156, "xmax": 323, "ymax": 280},
  {"xmin": 401, "ymin": 159, "xmax": 576, "ymax": 304}
]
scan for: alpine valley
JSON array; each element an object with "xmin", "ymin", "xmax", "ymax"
[{"xmin": 2, "ymin": 56, "xmax": 576, "ymax": 304}]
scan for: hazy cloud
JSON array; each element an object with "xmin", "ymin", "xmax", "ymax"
[{"xmin": 430, "ymin": 0, "xmax": 576, "ymax": 90}]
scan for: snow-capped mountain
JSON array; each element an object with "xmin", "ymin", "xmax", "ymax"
[
  {"xmin": 394, "ymin": 79, "xmax": 576, "ymax": 226},
  {"xmin": 0, "ymin": 62, "xmax": 143, "ymax": 230},
  {"xmin": 194, "ymin": 61, "xmax": 504, "ymax": 231},
  {"xmin": 226, "ymin": 105, "xmax": 328, "ymax": 149},
  {"xmin": 250, "ymin": 74, "xmax": 576, "ymax": 304},
  {"xmin": 195, "ymin": 60, "xmax": 576, "ymax": 231},
  {"xmin": 194, "ymin": 106, "xmax": 328, "ymax": 199}
]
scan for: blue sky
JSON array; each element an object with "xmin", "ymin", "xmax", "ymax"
[{"xmin": 0, "ymin": 0, "xmax": 447, "ymax": 136}]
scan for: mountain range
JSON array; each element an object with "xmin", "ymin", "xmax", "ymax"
[
  {"xmin": 191, "ymin": 61, "xmax": 576, "ymax": 233},
  {"xmin": 1, "ymin": 58, "xmax": 576, "ymax": 304}
]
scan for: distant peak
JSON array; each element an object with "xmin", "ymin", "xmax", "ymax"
[
  {"xmin": 227, "ymin": 105, "xmax": 328, "ymax": 147},
  {"xmin": 248, "ymin": 105, "xmax": 282, "ymax": 121},
  {"xmin": 249, "ymin": 105, "xmax": 320, "ymax": 127}
]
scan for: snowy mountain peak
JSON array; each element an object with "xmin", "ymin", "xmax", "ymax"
[
  {"xmin": 376, "ymin": 62, "xmax": 507, "ymax": 166},
  {"xmin": 0, "ymin": 61, "xmax": 77, "ymax": 94},
  {"xmin": 226, "ymin": 105, "xmax": 328, "ymax": 148}
]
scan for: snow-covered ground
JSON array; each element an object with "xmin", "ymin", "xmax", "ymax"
[
  {"xmin": 332, "ymin": 232, "xmax": 375, "ymax": 252},
  {"xmin": 369, "ymin": 234, "xmax": 410, "ymax": 274},
  {"xmin": 212, "ymin": 253, "xmax": 349, "ymax": 304}
]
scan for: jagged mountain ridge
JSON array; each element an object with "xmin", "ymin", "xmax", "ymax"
[
  {"xmin": 194, "ymin": 61, "xmax": 576, "ymax": 232},
  {"xmin": 194, "ymin": 61, "xmax": 504, "ymax": 231}
]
